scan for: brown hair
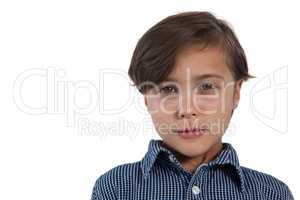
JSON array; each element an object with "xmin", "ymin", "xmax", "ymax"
[{"xmin": 128, "ymin": 11, "xmax": 253, "ymax": 94}]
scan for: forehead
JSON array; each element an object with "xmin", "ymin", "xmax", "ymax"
[{"xmin": 165, "ymin": 45, "xmax": 232, "ymax": 82}]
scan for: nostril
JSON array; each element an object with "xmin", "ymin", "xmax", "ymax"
[{"xmin": 179, "ymin": 113, "xmax": 196, "ymax": 118}]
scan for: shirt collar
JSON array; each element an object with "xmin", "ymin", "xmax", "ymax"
[{"xmin": 140, "ymin": 139, "xmax": 246, "ymax": 193}]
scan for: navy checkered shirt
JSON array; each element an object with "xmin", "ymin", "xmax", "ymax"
[{"xmin": 91, "ymin": 139, "xmax": 294, "ymax": 199}]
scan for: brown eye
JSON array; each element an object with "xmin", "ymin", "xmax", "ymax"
[
  {"xmin": 200, "ymin": 82, "xmax": 215, "ymax": 90},
  {"xmin": 159, "ymin": 85, "xmax": 178, "ymax": 94},
  {"xmin": 197, "ymin": 81, "xmax": 218, "ymax": 95}
]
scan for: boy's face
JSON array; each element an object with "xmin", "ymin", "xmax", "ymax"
[{"xmin": 144, "ymin": 45, "xmax": 243, "ymax": 157}]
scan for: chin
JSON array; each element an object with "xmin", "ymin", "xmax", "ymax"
[
  {"xmin": 164, "ymin": 137, "xmax": 212, "ymax": 158},
  {"xmin": 176, "ymin": 142, "xmax": 210, "ymax": 157}
]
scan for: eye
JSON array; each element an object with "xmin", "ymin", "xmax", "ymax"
[
  {"xmin": 197, "ymin": 81, "xmax": 218, "ymax": 95},
  {"xmin": 200, "ymin": 82, "xmax": 215, "ymax": 90},
  {"xmin": 159, "ymin": 85, "xmax": 178, "ymax": 95}
]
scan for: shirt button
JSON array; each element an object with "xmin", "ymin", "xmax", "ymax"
[{"xmin": 192, "ymin": 185, "xmax": 201, "ymax": 195}]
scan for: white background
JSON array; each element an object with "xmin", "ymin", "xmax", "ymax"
[{"xmin": 0, "ymin": 0, "xmax": 299, "ymax": 199}]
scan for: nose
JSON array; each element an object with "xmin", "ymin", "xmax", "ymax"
[{"xmin": 176, "ymin": 93, "xmax": 198, "ymax": 119}]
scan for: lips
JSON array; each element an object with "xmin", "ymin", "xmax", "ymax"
[
  {"xmin": 174, "ymin": 128, "xmax": 207, "ymax": 139},
  {"xmin": 174, "ymin": 128, "xmax": 203, "ymax": 133}
]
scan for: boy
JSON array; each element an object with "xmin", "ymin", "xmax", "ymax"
[{"xmin": 91, "ymin": 11, "xmax": 294, "ymax": 199}]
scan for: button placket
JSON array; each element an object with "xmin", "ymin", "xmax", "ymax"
[
  {"xmin": 187, "ymin": 163, "xmax": 208, "ymax": 198},
  {"xmin": 192, "ymin": 185, "xmax": 201, "ymax": 195}
]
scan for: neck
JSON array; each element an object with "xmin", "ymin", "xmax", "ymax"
[{"xmin": 166, "ymin": 142, "xmax": 223, "ymax": 173}]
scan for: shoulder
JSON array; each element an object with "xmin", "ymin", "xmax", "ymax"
[
  {"xmin": 241, "ymin": 166, "xmax": 294, "ymax": 199},
  {"xmin": 91, "ymin": 161, "xmax": 141, "ymax": 200},
  {"xmin": 95, "ymin": 161, "xmax": 141, "ymax": 185}
]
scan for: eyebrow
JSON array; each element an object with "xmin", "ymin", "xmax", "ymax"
[{"xmin": 162, "ymin": 73, "xmax": 225, "ymax": 83}]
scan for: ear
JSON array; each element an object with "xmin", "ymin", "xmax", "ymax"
[{"xmin": 233, "ymin": 79, "xmax": 243, "ymax": 108}]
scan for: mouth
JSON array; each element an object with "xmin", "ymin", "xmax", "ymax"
[
  {"xmin": 174, "ymin": 127, "xmax": 206, "ymax": 133},
  {"xmin": 173, "ymin": 128, "xmax": 208, "ymax": 139}
]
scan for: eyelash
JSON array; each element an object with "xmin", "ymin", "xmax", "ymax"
[
  {"xmin": 198, "ymin": 82, "xmax": 217, "ymax": 90},
  {"xmin": 159, "ymin": 82, "xmax": 219, "ymax": 95},
  {"xmin": 159, "ymin": 85, "xmax": 178, "ymax": 94}
]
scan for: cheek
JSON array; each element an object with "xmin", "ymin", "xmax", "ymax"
[
  {"xmin": 193, "ymin": 91, "xmax": 234, "ymax": 118},
  {"xmin": 194, "ymin": 96, "xmax": 219, "ymax": 113},
  {"xmin": 146, "ymin": 95, "xmax": 161, "ymax": 114},
  {"xmin": 222, "ymin": 88, "xmax": 235, "ymax": 112},
  {"xmin": 148, "ymin": 96, "xmax": 178, "ymax": 116},
  {"xmin": 147, "ymin": 97, "xmax": 175, "ymax": 122},
  {"xmin": 159, "ymin": 96, "xmax": 178, "ymax": 113}
]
